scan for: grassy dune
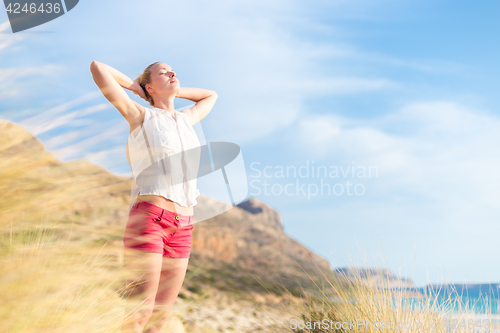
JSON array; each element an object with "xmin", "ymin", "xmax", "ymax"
[
  {"xmin": 0, "ymin": 224, "xmax": 129, "ymax": 332},
  {"xmin": 1, "ymin": 220, "xmax": 490, "ymax": 332}
]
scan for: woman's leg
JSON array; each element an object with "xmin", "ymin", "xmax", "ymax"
[
  {"xmin": 143, "ymin": 257, "xmax": 190, "ymax": 333},
  {"xmin": 120, "ymin": 249, "xmax": 163, "ymax": 333}
]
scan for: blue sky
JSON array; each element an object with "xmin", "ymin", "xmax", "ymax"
[{"xmin": 1, "ymin": 0, "xmax": 499, "ymax": 287}]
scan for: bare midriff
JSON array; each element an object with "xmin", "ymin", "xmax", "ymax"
[{"xmin": 136, "ymin": 194, "xmax": 194, "ymax": 216}]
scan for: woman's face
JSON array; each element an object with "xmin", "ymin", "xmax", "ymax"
[{"xmin": 146, "ymin": 62, "xmax": 180, "ymax": 98}]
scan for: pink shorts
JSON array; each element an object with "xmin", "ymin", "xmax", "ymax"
[{"xmin": 123, "ymin": 201, "xmax": 194, "ymax": 258}]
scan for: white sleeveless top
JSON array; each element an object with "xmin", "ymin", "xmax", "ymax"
[{"xmin": 126, "ymin": 105, "xmax": 201, "ymax": 212}]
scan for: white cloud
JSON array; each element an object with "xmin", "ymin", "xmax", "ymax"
[
  {"xmin": 310, "ymin": 77, "xmax": 398, "ymax": 95},
  {"xmin": 0, "ymin": 64, "xmax": 65, "ymax": 100},
  {"xmin": 0, "ymin": 65, "xmax": 60, "ymax": 82},
  {"xmin": 81, "ymin": 146, "xmax": 128, "ymax": 173},
  {"xmin": 26, "ymin": 103, "xmax": 112, "ymax": 136},
  {"xmin": 20, "ymin": 91, "xmax": 102, "ymax": 130},
  {"xmin": 0, "ymin": 87, "xmax": 20, "ymax": 99},
  {"xmin": 294, "ymin": 101, "xmax": 500, "ymax": 223},
  {"xmin": 0, "ymin": 22, "xmax": 60, "ymax": 100},
  {"xmin": 0, "ymin": 20, "xmax": 10, "ymax": 32},
  {"xmin": 51, "ymin": 121, "xmax": 127, "ymax": 161},
  {"xmin": 300, "ymin": 42, "xmax": 462, "ymax": 74},
  {"xmin": 298, "ymin": 115, "xmax": 342, "ymax": 156},
  {"xmin": 0, "ymin": 20, "xmax": 24, "ymax": 52},
  {"xmin": 0, "ymin": 54, "xmax": 63, "ymax": 99}
]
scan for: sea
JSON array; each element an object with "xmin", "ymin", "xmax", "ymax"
[
  {"xmin": 414, "ymin": 284, "xmax": 500, "ymax": 315},
  {"xmin": 329, "ymin": 284, "xmax": 500, "ymax": 332}
]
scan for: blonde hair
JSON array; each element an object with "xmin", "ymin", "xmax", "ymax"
[{"xmin": 133, "ymin": 62, "xmax": 159, "ymax": 106}]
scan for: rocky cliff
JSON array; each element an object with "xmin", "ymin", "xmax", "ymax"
[{"xmin": 190, "ymin": 196, "xmax": 332, "ymax": 295}]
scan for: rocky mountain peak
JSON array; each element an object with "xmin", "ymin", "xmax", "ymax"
[{"xmin": 236, "ymin": 197, "xmax": 283, "ymax": 231}]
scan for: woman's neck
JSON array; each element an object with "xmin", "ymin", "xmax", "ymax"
[{"xmin": 153, "ymin": 98, "xmax": 176, "ymax": 112}]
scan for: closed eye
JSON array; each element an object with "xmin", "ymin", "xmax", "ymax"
[{"xmin": 160, "ymin": 70, "xmax": 174, "ymax": 75}]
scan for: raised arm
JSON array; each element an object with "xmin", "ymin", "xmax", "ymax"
[
  {"xmin": 176, "ymin": 87, "xmax": 218, "ymax": 126},
  {"xmin": 90, "ymin": 61, "xmax": 145, "ymax": 129}
]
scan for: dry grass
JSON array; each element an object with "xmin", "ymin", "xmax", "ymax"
[
  {"xmin": 0, "ymin": 123, "xmax": 135, "ymax": 332},
  {"xmin": 262, "ymin": 255, "xmax": 499, "ymax": 332},
  {"xmin": 4, "ymin": 219, "xmax": 495, "ymax": 333},
  {"xmin": 0, "ymin": 220, "xmax": 133, "ymax": 332}
]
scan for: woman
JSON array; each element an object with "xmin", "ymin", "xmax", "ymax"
[{"xmin": 90, "ymin": 60, "xmax": 217, "ymax": 333}]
